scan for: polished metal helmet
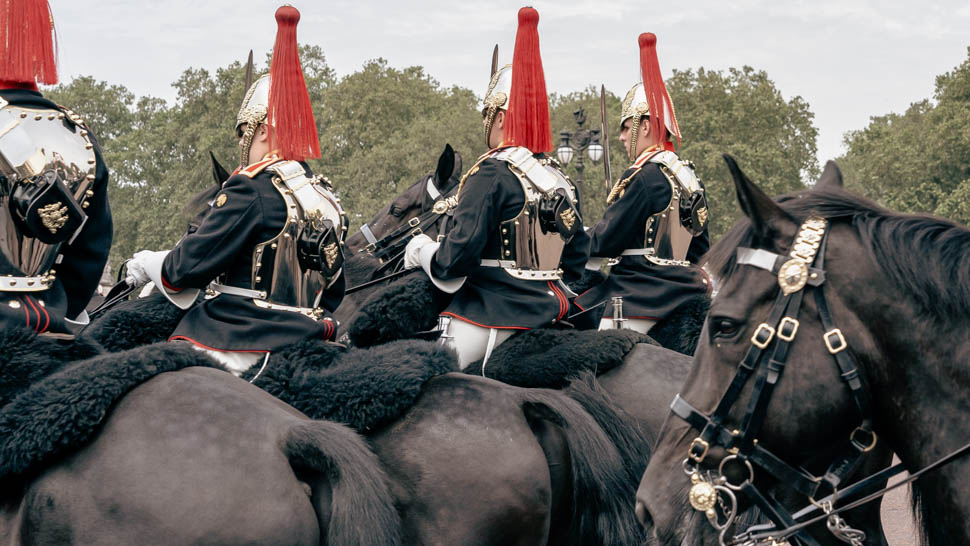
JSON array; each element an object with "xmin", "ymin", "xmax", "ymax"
[
  {"xmin": 482, "ymin": 64, "xmax": 512, "ymax": 147},
  {"xmin": 620, "ymin": 82, "xmax": 680, "ymax": 160},
  {"xmin": 236, "ymin": 74, "xmax": 270, "ymax": 167}
]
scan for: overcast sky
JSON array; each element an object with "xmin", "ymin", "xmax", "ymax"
[{"xmin": 49, "ymin": 0, "xmax": 970, "ymax": 167}]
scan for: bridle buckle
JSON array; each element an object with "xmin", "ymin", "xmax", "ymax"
[
  {"xmin": 777, "ymin": 317, "xmax": 800, "ymax": 342},
  {"xmin": 824, "ymin": 328, "xmax": 847, "ymax": 354},
  {"xmin": 750, "ymin": 323, "xmax": 776, "ymax": 349},
  {"xmin": 850, "ymin": 427, "xmax": 878, "ymax": 452},
  {"xmin": 688, "ymin": 437, "xmax": 710, "ymax": 463},
  {"xmin": 408, "ymin": 216, "xmax": 421, "ymax": 227}
]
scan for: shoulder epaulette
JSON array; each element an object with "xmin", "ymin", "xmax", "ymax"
[{"xmin": 238, "ymin": 156, "xmax": 282, "ymax": 178}]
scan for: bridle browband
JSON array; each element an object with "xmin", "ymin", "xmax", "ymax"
[
  {"xmin": 669, "ymin": 215, "xmax": 970, "ymax": 545},
  {"xmin": 670, "ymin": 217, "xmax": 880, "ymax": 546}
]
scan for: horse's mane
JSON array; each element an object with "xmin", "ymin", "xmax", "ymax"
[{"xmin": 705, "ymin": 187, "xmax": 970, "ymax": 323}]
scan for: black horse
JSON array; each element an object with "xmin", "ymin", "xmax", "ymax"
[
  {"xmin": 638, "ymin": 157, "xmax": 962, "ymax": 545},
  {"xmin": 0, "ymin": 337, "xmax": 400, "ymax": 545}
]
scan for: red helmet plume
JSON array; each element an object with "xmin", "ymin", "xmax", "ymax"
[
  {"xmin": 0, "ymin": 0, "xmax": 58, "ymax": 89},
  {"xmin": 267, "ymin": 5, "xmax": 320, "ymax": 161},
  {"xmin": 504, "ymin": 7, "xmax": 551, "ymax": 153},
  {"xmin": 638, "ymin": 32, "xmax": 679, "ymax": 147}
]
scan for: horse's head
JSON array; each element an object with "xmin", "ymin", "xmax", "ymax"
[
  {"xmin": 345, "ymin": 144, "xmax": 462, "ymax": 255},
  {"xmin": 636, "ymin": 156, "xmax": 924, "ymax": 544}
]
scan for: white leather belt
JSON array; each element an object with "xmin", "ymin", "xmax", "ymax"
[
  {"xmin": 617, "ymin": 249, "xmax": 689, "ymax": 267},
  {"xmin": 208, "ymin": 282, "xmax": 328, "ymax": 320},
  {"xmin": 252, "ymin": 298, "xmax": 327, "ymax": 320},
  {"xmin": 479, "ymin": 259, "xmax": 561, "ymax": 280},
  {"xmin": 0, "ymin": 275, "xmax": 52, "ymax": 292},
  {"xmin": 208, "ymin": 282, "xmax": 266, "ymax": 299}
]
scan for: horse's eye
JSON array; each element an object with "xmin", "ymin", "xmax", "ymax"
[{"xmin": 710, "ymin": 317, "xmax": 741, "ymax": 340}]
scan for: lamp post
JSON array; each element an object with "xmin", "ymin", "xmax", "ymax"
[{"xmin": 555, "ymin": 108, "xmax": 604, "ymax": 188}]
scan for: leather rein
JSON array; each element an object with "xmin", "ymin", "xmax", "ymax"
[
  {"xmin": 358, "ymin": 177, "xmax": 457, "ymax": 268},
  {"xmin": 669, "ymin": 216, "xmax": 970, "ymax": 546}
]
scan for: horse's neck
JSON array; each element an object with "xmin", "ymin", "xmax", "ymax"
[{"xmin": 875, "ymin": 329, "xmax": 970, "ymax": 543}]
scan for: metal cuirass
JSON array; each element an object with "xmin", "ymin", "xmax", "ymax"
[
  {"xmin": 0, "ymin": 98, "xmax": 97, "ymax": 284},
  {"xmin": 245, "ymin": 160, "xmax": 346, "ymax": 315},
  {"xmin": 634, "ymin": 150, "xmax": 708, "ymax": 267},
  {"xmin": 488, "ymin": 147, "xmax": 580, "ymax": 281}
]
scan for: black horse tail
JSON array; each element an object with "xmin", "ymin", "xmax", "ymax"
[
  {"xmin": 519, "ymin": 389, "xmax": 645, "ymax": 546},
  {"xmin": 564, "ymin": 371, "xmax": 651, "ymax": 488},
  {"xmin": 282, "ymin": 420, "xmax": 401, "ymax": 546}
]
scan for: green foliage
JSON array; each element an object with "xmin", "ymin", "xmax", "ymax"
[
  {"xmin": 840, "ymin": 47, "xmax": 970, "ymax": 226},
  {"xmin": 46, "ymin": 51, "xmax": 822, "ymax": 271},
  {"xmin": 549, "ymin": 86, "xmax": 625, "ymax": 224},
  {"xmin": 665, "ymin": 67, "xmax": 820, "ymax": 237},
  {"xmin": 316, "ymin": 59, "xmax": 480, "ymax": 225}
]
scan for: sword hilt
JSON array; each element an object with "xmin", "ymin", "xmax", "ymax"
[{"xmin": 611, "ymin": 296, "xmax": 626, "ymax": 330}]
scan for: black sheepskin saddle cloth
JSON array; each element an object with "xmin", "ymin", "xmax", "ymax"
[
  {"xmin": 0, "ymin": 331, "xmax": 222, "ymax": 482},
  {"xmin": 245, "ymin": 338, "xmax": 458, "ymax": 433},
  {"xmin": 84, "ymin": 291, "xmax": 188, "ymax": 352},
  {"xmin": 463, "ymin": 328, "xmax": 654, "ymax": 389}
]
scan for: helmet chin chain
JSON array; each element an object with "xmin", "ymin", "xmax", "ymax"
[
  {"xmin": 483, "ymin": 105, "xmax": 498, "ymax": 149},
  {"xmin": 628, "ymin": 114, "xmax": 641, "ymax": 162},
  {"xmin": 239, "ymin": 123, "xmax": 258, "ymax": 168}
]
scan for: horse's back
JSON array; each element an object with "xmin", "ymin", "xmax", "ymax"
[
  {"xmin": 14, "ymin": 367, "xmax": 320, "ymax": 545},
  {"xmin": 597, "ymin": 343, "xmax": 691, "ymax": 446},
  {"xmin": 369, "ymin": 373, "xmax": 554, "ymax": 545}
]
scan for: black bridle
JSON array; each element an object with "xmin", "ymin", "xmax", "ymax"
[
  {"xmin": 356, "ymin": 178, "xmax": 458, "ymax": 277},
  {"xmin": 670, "ymin": 215, "xmax": 970, "ymax": 545},
  {"xmin": 670, "ymin": 217, "xmax": 880, "ymax": 546},
  {"xmin": 343, "ymin": 178, "xmax": 459, "ymax": 295}
]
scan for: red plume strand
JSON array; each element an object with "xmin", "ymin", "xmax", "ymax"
[
  {"xmin": 638, "ymin": 32, "xmax": 679, "ymax": 147},
  {"xmin": 0, "ymin": 0, "xmax": 58, "ymax": 88},
  {"xmin": 267, "ymin": 5, "xmax": 320, "ymax": 161},
  {"xmin": 505, "ymin": 6, "xmax": 551, "ymax": 153}
]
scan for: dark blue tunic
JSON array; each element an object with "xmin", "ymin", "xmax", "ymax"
[
  {"xmin": 431, "ymin": 152, "xmax": 589, "ymax": 329},
  {"xmin": 575, "ymin": 161, "xmax": 710, "ymax": 321},
  {"xmin": 161, "ymin": 160, "xmax": 343, "ymax": 352}
]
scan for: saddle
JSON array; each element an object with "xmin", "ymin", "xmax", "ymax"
[{"xmin": 463, "ymin": 328, "xmax": 653, "ymax": 388}]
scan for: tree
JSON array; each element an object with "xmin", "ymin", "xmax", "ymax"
[
  {"xmin": 551, "ymin": 69, "xmax": 819, "ymax": 239},
  {"xmin": 316, "ymin": 59, "xmax": 480, "ymax": 225},
  {"xmin": 549, "ymin": 86, "xmax": 625, "ymax": 225},
  {"xmin": 840, "ymin": 47, "xmax": 970, "ymax": 226},
  {"xmin": 665, "ymin": 67, "xmax": 820, "ymax": 238},
  {"xmin": 47, "ymin": 52, "xmax": 819, "ymax": 270}
]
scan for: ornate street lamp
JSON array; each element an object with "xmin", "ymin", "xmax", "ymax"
[{"xmin": 555, "ymin": 108, "xmax": 603, "ymax": 187}]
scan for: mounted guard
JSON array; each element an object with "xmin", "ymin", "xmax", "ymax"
[
  {"xmin": 575, "ymin": 33, "xmax": 710, "ymax": 333},
  {"xmin": 403, "ymin": 7, "xmax": 590, "ymax": 368},
  {"xmin": 0, "ymin": 0, "xmax": 113, "ymax": 335},
  {"xmin": 126, "ymin": 5, "xmax": 346, "ymax": 374}
]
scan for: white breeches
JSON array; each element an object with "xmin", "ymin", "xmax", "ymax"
[
  {"xmin": 439, "ymin": 316, "xmax": 516, "ymax": 370},
  {"xmin": 598, "ymin": 318, "xmax": 656, "ymax": 334},
  {"xmin": 185, "ymin": 343, "xmax": 266, "ymax": 377}
]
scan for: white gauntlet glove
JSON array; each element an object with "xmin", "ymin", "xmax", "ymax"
[
  {"xmin": 404, "ymin": 234, "xmax": 435, "ymax": 270},
  {"xmin": 125, "ymin": 251, "xmax": 153, "ymax": 287}
]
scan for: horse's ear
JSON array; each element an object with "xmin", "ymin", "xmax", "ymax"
[
  {"xmin": 433, "ymin": 144, "xmax": 455, "ymax": 191},
  {"xmin": 815, "ymin": 160, "xmax": 843, "ymax": 191},
  {"xmin": 450, "ymin": 150, "xmax": 462, "ymax": 182},
  {"xmin": 723, "ymin": 154, "xmax": 794, "ymax": 240},
  {"xmin": 210, "ymin": 151, "xmax": 230, "ymax": 186}
]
